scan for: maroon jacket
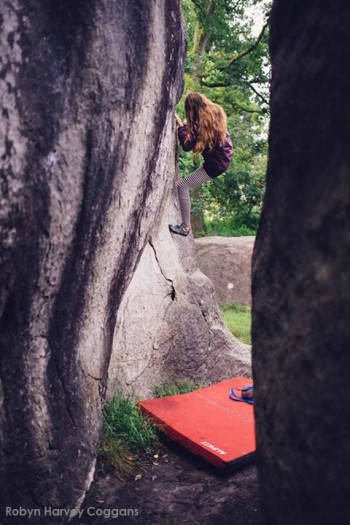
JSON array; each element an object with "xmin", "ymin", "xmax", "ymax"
[{"xmin": 178, "ymin": 123, "xmax": 233, "ymax": 178}]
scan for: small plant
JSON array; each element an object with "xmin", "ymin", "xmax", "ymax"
[
  {"xmin": 153, "ymin": 378, "xmax": 206, "ymax": 398},
  {"xmin": 100, "ymin": 393, "xmax": 158, "ymax": 478},
  {"xmin": 221, "ymin": 302, "xmax": 252, "ymax": 345},
  {"xmin": 100, "ymin": 381, "xmax": 209, "ymax": 478},
  {"xmin": 103, "ymin": 394, "xmax": 158, "ymax": 452},
  {"xmin": 100, "ymin": 436, "xmax": 137, "ymax": 479}
]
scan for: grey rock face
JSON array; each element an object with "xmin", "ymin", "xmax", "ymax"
[
  {"xmin": 0, "ymin": 0, "xmax": 250, "ymax": 517},
  {"xmin": 107, "ymin": 225, "xmax": 251, "ymax": 399},
  {"xmin": 195, "ymin": 236, "xmax": 255, "ymax": 305},
  {"xmin": 0, "ymin": 0, "xmax": 185, "ymax": 516},
  {"xmin": 252, "ymin": 2, "xmax": 350, "ymax": 524}
]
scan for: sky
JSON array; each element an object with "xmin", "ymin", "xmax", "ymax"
[{"xmin": 245, "ymin": 1, "xmax": 271, "ymax": 37}]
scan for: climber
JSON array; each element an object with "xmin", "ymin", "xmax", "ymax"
[{"xmin": 169, "ymin": 92, "xmax": 234, "ymax": 237}]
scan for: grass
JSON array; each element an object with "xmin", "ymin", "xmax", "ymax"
[
  {"xmin": 153, "ymin": 378, "xmax": 206, "ymax": 398},
  {"xmin": 204, "ymin": 217, "xmax": 256, "ymax": 237},
  {"xmin": 100, "ymin": 393, "xmax": 158, "ymax": 478},
  {"xmin": 103, "ymin": 394, "xmax": 158, "ymax": 452},
  {"xmin": 100, "ymin": 380, "xmax": 206, "ymax": 478},
  {"xmin": 220, "ymin": 302, "xmax": 252, "ymax": 345}
]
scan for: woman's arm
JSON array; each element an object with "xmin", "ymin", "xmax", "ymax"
[
  {"xmin": 175, "ymin": 113, "xmax": 183, "ymax": 128},
  {"xmin": 176, "ymin": 116, "xmax": 197, "ymax": 152}
]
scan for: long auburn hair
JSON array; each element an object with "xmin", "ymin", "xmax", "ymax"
[{"xmin": 184, "ymin": 92, "xmax": 227, "ymax": 154}]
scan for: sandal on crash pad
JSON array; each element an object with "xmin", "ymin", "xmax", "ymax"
[{"xmin": 229, "ymin": 385, "xmax": 254, "ymax": 405}]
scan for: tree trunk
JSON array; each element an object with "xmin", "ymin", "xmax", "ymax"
[
  {"xmin": 252, "ymin": 2, "xmax": 350, "ymax": 524},
  {"xmin": 0, "ymin": 0, "xmax": 250, "ymax": 517},
  {"xmin": 192, "ymin": 21, "xmax": 208, "ymax": 84}
]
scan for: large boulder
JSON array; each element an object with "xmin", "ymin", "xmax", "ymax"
[
  {"xmin": 0, "ymin": 0, "xmax": 250, "ymax": 517},
  {"xmin": 252, "ymin": 1, "xmax": 350, "ymax": 524},
  {"xmin": 195, "ymin": 236, "xmax": 255, "ymax": 305},
  {"xmin": 107, "ymin": 224, "xmax": 251, "ymax": 398}
]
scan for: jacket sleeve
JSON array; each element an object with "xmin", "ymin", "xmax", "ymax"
[{"xmin": 178, "ymin": 124, "xmax": 197, "ymax": 152}]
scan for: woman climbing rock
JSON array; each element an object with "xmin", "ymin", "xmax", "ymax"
[{"xmin": 169, "ymin": 92, "xmax": 234, "ymax": 237}]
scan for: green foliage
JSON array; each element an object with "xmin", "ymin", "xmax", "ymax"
[
  {"xmin": 100, "ymin": 393, "xmax": 158, "ymax": 477},
  {"xmin": 100, "ymin": 436, "xmax": 137, "ymax": 479},
  {"xmin": 181, "ymin": 0, "xmax": 271, "ymax": 110},
  {"xmin": 102, "ymin": 393, "xmax": 158, "ymax": 452},
  {"xmin": 178, "ymin": 0, "xmax": 271, "ymax": 234},
  {"xmin": 204, "ymin": 217, "xmax": 255, "ymax": 236},
  {"xmin": 100, "ymin": 383, "xmax": 209, "ymax": 475},
  {"xmin": 153, "ymin": 379, "xmax": 206, "ymax": 398},
  {"xmin": 221, "ymin": 302, "xmax": 252, "ymax": 344}
]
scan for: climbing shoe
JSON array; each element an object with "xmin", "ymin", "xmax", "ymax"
[{"xmin": 169, "ymin": 223, "xmax": 190, "ymax": 237}]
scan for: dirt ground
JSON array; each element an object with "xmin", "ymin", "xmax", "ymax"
[{"xmin": 71, "ymin": 438, "xmax": 263, "ymax": 525}]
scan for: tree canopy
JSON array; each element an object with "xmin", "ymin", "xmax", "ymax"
[{"xmin": 178, "ymin": 0, "xmax": 271, "ymax": 235}]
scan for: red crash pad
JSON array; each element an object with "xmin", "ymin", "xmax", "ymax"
[{"xmin": 139, "ymin": 377, "xmax": 256, "ymax": 470}]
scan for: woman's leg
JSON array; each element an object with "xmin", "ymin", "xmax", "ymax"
[{"xmin": 177, "ymin": 167, "xmax": 211, "ymax": 228}]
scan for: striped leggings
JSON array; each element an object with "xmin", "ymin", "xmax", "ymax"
[{"xmin": 177, "ymin": 167, "xmax": 211, "ymax": 225}]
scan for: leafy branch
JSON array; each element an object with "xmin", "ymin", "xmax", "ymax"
[
  {"xmin": 201, "ymin": 19, "xmax": 269, "ymax": 80},
  {"xmin": 243, "ymin": 80, "xmax": 269, "ymax": 106},
  {"xmin": 201, "ymin": 78, "xmax": 269, "ymax": 109},
  {"xmin": 222, "ymin": 20, "xmax": 268, "ymax": 69}
]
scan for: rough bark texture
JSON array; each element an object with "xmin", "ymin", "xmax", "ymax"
[
  {"xmin": 195, "ymin": 236, "xmax": 255, "ymax": 305},
  {"xmin": 252, "ymin": 2, "xmax": 350, "ymax": 524},
  {"xmin": 0, "ymin": 0, "xmax": 250, "ymax": 517}
]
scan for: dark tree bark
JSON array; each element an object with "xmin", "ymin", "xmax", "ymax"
[{"xmin": 252, "ymin": 1, "xmax": 350, "ymax": 524}]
